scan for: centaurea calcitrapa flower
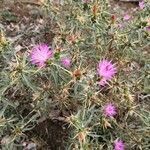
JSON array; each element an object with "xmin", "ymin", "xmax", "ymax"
[
  {"xmin": 30, "ymin": 44, "xmax": 53, "ymax": 68},
  {"xmin": 97, "ymin": 59, "xmax": 117, "ymax": 86},
  {"xmin": 139, "ymin": 1, "xmax": 145, "ymax": 10},
  {"xmin": 61, "ymin": 57, "xmax": 71, "ymax": 68},
  {"xmin": 118, "ymin": 23, "xmax": 124, "ymax": 29},
  {"xmin": 146, "ymin": 26, "xmax": 150, "ymax": 31},
  {"xmin": 103, "ymin": 103, "xmax": 117, "ymax": 117},
  {"xmin": 123, "ymin": 14, "xmax": 131, "ymax": 21},
  {"xmin": 114, "ymin": 139, "xmax": 125, "ymax": 150}
]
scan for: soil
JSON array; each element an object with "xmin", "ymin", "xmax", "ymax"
[
  {"xmin": 26, "ymin": 119, "xmax": 70, "ymax": 150},
  {"xmin": 110, "ymin": 0, "xmax": 139, "ymax": 9}
]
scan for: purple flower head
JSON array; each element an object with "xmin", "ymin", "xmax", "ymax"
[
  {"xmin": 123, "ymin": 14, "xmax": 131, "ymax": 21},
  {"xmin": 118, "ymin": 23, "xmax": 124, "ymax": 29},
  {"xmin": 146, "ymin": 26, "xmax": 150, "ymax": 31},
  {"xmin": 61, "ymin": 57, "xmax": 71, "ymax": 68},
  {"xmin": 30, "ymin": 44, "xmax": 53, "ymax": 68},
  {"xmin": 97, "ymin": 59, "xmax": 117, "ymax": 85},
  {"xmin": 114, "ymin": 140, "xmax": 125, "ymax": 150},
  {"xmin": 103, "ymin": 103, "xmax": 117, "ymax": 117},
  {"xmin": 139, "ymin": 1, "xmax": 145, "ymax": 9}
]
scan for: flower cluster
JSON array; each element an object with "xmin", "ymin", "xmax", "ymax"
[
  {"xmin": 27, "ymin": 1, "xmax": 149, "ymax": 147},
  {"xmin": 30, "ymin": 44, "xmax": 71, "ymax": 69},
  {"xmin": 1, "ymin": 0, "xmax": 149, "ymax": 149}
]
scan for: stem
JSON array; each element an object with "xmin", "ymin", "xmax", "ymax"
[{"xmin": 51, "ymin": 63, "xmax": 72, "ymax": 75}]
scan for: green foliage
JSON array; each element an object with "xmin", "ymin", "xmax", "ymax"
[{"xmin": 0, "ymin": 0, "xmax": 150, "ymax": 149}]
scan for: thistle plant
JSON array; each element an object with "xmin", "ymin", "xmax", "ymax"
[{"xmin": 0, "ymin": 0, "xmax": 150, "ymax": 149}]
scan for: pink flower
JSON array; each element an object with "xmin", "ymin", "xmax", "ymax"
[
  {"xmin": 103, "ymin": 103, "xmax": 117, "ymax": 117},
  {"xmin": 123, "ymin": 14, "xmax": 131, "ymax": 21},
  {"xmin": 146, "ymin": 26, "xmax": 150, "ymax": 31},
  {"xmin": 97, "ymin": 59, "xmax": 117, "ymax": 85},
  {"xmin": 139, "ymin": 1, "xmax": 145, "ymax": 9},
  {"xmin": 30, "ymin": 44, "xmax": 53, "ymax": 68},
  {"xmin": 61, "ymin": 57, "xmax": 71, "ymax": 68},
  {"xmin": 118, "ymin": 23, "xmax": 124, "ymax": 29},
  {"xmin": 114, "ymin": 140, "xmax": 125, "ymax": 150}
]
